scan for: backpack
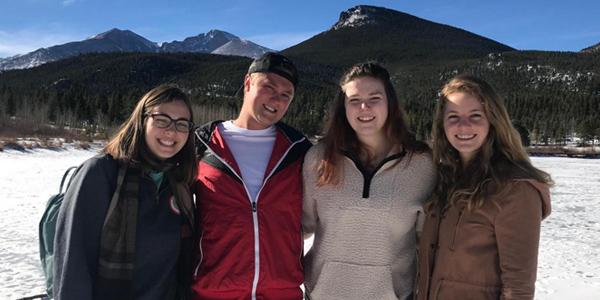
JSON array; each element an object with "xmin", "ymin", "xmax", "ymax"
[
  {"xmin": 38, "ymin": 166, "xmax": 78, "ymax": 298},
  {"xmin": 34, "ymin": 163, "xmax": 197, "ymax": 299}
]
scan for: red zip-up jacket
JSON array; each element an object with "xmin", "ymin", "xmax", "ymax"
[{"xmin": 192, "ymin": 121, "xmax": 312, "ymax": 300}]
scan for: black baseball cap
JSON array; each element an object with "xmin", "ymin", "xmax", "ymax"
[{"xmin": 247, "ymin": 52, "xmax": 298, "ymax": 88}]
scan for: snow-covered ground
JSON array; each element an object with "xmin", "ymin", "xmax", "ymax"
[
  {"xmin": 0, "ymin": 149, "xmax": 598, "ymax": 299},
  {"xmin": 532, "ymin": 157, "xmax": 600, "ymax": 299},
  {"xmin": 0, "ymin": 146, "xmax": 103, "ymax": 300}
]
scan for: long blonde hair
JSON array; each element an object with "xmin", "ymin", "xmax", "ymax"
[{"xmin": 431, "ymin": 74, "xmax": 552, "ymax": 209}]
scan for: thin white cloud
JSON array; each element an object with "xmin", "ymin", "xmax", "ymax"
[
  {"xmin": 62, "ymin": 0, "xmax": 76, "ymax": 7},
  {"xmin": 246, "ymin": 31, "xmax": 320, "ymax": 51},
  {"xmin": 0, "ymin": 30, "xmax": 81, "ymax": 58}
]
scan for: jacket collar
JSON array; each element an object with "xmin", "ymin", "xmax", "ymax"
[
  {"xmin": 195, "ymin": 120, "xmax": 306, "ymax": 145},
  {"xmin": 195, "ymin": 120, "xmax": 311, "ymax": 181}
]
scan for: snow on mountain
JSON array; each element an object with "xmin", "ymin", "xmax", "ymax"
[
  {"xmin": 160, "ymin": 29, "xmax": 270, "ymax": 58},
  {"xmin": 514, "ymin": 64, "xmax": 595, "ymax": 91},
  {"xmin": 0, "ymin": 49, "xmax": 53, "ymax": 70},
  {"xmin": 211, "ymin": 39, "xmax": 272, "ymax": 58},
  {"xmin": 331, "ymin": 5, "xmax": 379, "ymax": 30},
  {"xmin": 206, "ymin": 29, "xmax": 238, "ymax": 41},
  {"xmin": 160, "ymin": 29, "xmax": 238, "ymax": 53},
  {"xmin": 0, "ymin": 28, "xmax": 271, "ymax": 71},
  {"xmin": 0, "ymin": 28, "xmax": 158, "ymax": 71},
  {"xmin": 440, "ymin": 53, "xmax": 597, "ymax": 93}
]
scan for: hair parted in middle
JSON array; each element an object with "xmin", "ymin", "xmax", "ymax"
[
  {"xmin": 103, "ymin": 84, "xmax": 197, "ymax": 184},
  {"xmin": 431, "ymin": 74, "xmax": 553, "ymax": 209},
  {"xmin": 316, "ymin": 62, "xmax": 429, "ymax": 186}
]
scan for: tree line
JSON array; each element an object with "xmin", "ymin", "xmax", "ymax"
[{"xmin": 0, "ymin": 51, "xmax": 599, "ymax": 145}]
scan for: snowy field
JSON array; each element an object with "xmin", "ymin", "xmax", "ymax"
[{"xmin": 0, "ymin": 149, "xmax": 599, "ymax": 299}]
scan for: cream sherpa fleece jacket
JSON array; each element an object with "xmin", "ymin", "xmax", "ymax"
[{"xmin": 302, "ymin": 143, "xmax": 435, "ymax": 300}]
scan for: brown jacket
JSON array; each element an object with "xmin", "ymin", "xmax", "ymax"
[{"xmin": 415, "ymin": 179, "xmax": 551, "ymax": 300}]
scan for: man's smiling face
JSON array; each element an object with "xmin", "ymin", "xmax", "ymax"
[{"xmin": 237, "ymin": 72, "xmax": 295, "ymax": 130}]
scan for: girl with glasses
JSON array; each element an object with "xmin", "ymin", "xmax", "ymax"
[{"xmin": 53, "ymin": 85, "xmax": 197, "ymax": 300}]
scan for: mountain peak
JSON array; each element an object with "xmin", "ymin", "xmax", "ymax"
[
  {"xmin": 206, "ymin": 29, "xmax": 239, "ymax": 40},
  {"xmin": 331, "ymin": 5, "xmax": 416, "ymax": 30},
  {"xmin": 331, "ymin": 5, "xmax": 431, "ymax": 32},
  {"xmin": 87, "ymin": 28, "xmax": 158, "ymax": 51},
  {"xmin": 89, "ymin": 28, "xmax": 129, "ymax": 40},
  {"xmin": 160, "ymin": 29, "xmax": 239, "ymax": 53},
  {"xmin": 285, "ymin": 5, "xmax": 514, "ymax": 67},
  {"xmin": 332, "ymin": 5, "xmax": 377, "ymax": 30},
  {"xmin": 0, "ymin": 28, "xmax": 159, "ymax": 70}
]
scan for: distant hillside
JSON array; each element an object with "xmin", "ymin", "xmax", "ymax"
[
  {"xmin": 390, "ymin": 50, "xmax": 600, "ymax": 143},
  {"xmin": 581, "ymin": 42, "xmax": 600, "ymax": 53},
  {"xmin": 0, "ymin": 53, "xmax": 246, "ymax": 124},
  {"xmin": 0, "ymin": 52, "xmax": 338, "ymax": 133},
  {"xmin": 160, "ymin": 29, "xmax": 238, "ymax": 53},
  {"xmin": 0, "ymin": 29, "xmax": 158, "ymax": 70},
  {"xmin": 0, "ymin": 5, "xmax": 598, "ymax": 143},
  {"xmin": 0, "ymin": 29, "xmax": 271, "ymax": 71},
  {"xmin": 283, "ymin": 5, "xmax": 514, "ymax": 67}
]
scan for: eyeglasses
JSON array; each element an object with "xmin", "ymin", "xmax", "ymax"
[{"xmin": 146, "ymin": 113, "xmax": 194, "ymax": 133}]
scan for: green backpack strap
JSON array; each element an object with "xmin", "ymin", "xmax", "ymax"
[{"xmin": 38, "ymin": 166, "xmax": 79, "ymax": 297}]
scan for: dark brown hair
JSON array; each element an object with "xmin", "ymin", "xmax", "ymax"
[
  {"xmin": 317, "ymin": 62, "xmax": 429, "ymax": 186},
  {"xmin": 103, "ymin": 84, "xmax": 196, "ymax": 183}
]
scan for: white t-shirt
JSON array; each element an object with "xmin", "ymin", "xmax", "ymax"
[{"xmin": 219, "ymin": 120, "xmax": 277, "ymax": 202}]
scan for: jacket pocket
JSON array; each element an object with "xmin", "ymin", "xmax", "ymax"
[
  {"xmin": 433, "ymin": 278, "xmax": 500, "ymax": 300},
  {"xmin": 309, "ymin": 261, "xmax": 397, "ymax": 300}
]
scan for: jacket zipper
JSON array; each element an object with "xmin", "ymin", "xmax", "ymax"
[
  {"xmin": 193, "ymin": 230, "xmax": 205, "ymax": 276},
  {"xmin": 433, "ymin": 279, "xmax": 444, "ymax": 300},
  {"xmin": 250, "ymin": 137, "xmax": 305, "ymax": 300},
  {"xmin": 449, "ymin": 208, "xmax": 465, "ymax": 251},
  {"xmin": 344, "ymin": 150, "xmax": 406, "ymax": 199},
  {"xmin": 198, "ymin": 134, "xmax": 306, "ymax": 300}
]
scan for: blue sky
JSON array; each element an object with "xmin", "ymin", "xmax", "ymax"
[{"xmin": 1, "ymin": 0, "xmax": 599, "ymax": 58}]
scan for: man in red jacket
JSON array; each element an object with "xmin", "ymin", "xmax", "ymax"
[{"xmin": 192, "ymin": 52, "xmax": 311, "ymax": 300}]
